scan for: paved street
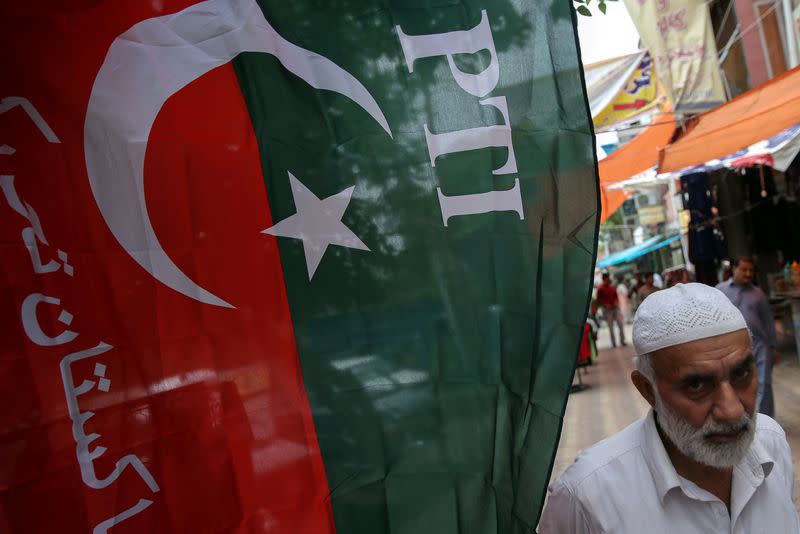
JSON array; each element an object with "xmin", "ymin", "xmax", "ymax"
[{"xmin": 551, "ymin": 322, "xmax": 800, "ymax": 512}]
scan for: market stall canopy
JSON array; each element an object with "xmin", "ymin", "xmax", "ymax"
[
  {"xmin": 660, "ymin": 122, "xmax": 800, "ymax": 179},
  {"xmin": 660, "ymin": 66, "xmax": 800, "ymax": 173},
  {"xmin": 609, "ymin": 122, "xmax": 800, "ymax": 191},
  {"xmin": 598, "ymin": 113, "xmax": 676, "ymax": 223},
  {"xmin": 597, "ymin": 234, "xmax": 681, "ymax": 268}
]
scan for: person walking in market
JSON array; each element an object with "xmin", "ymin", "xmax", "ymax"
[
  {"xmin": 629, "ymin": 271, "xmax": 643, "ymax": 313},
  {"xmin": 716, "ymin": 257, "xmax": 779, "ymax": 417},
  {"xmin": 616, "ymin": 274, "xmax": 632, "ymax": 323},
  {"xmin": 637, "ymin": 271, "xmax": 659, "ymax": 303},
  {"xmin": 597, "ymin": 272, "xmax": 626, "ymax": 347}
]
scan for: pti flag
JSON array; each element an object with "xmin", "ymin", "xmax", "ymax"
[{"xmin": 0, "ymin": 0, "xmax": 598, "ymax": 532}]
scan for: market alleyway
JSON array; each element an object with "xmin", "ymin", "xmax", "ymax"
[{"xmin": 551, "ymin": 323, "xmax": 800, "ymax": 513}]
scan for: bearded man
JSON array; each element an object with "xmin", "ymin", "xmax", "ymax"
[{"xmin": 538, "ymin": 283, "xmax": 798, "ymax": 533}]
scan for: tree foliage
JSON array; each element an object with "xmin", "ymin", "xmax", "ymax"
[{"xmin": 574, "ymin": 0, "xmax": 616, "ymax": 16}]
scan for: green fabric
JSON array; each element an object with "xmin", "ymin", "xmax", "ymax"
[{"xmin": 233, "ymin": 0, "xmax": 598, "ymax": 531}]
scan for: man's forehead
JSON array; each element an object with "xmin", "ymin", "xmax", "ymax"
[
  {"xmin": 656, "ymin": 351, "xmax": 752, "ymax": 377},
  {"xmin": 651, "ymin": 330, "xmax": 751, "ymax": 375}
]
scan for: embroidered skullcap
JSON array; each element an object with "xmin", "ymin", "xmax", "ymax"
[{"xmin": 633, "ymin": 283, "xmax": 747, "ymax": 355}]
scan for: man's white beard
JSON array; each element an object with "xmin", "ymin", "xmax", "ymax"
[{"xmin": 654, "ymin": 393, "xmax": 756, "ymax": 469}]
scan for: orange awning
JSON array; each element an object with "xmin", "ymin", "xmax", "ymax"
[
  {"xmin": 660, "ymin": 66, "xmax": 800, "ymax": 173},
  {"xmin": 598, "ymin": 113, "xmax": 676, "ymax": 223}
]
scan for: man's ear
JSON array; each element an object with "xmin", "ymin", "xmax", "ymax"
[{"xmin": 631, "ymin": 370, "xmax": 657, "ymax": 408}]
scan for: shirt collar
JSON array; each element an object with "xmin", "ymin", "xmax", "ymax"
[
  {"xmin": 728, "ymin": 278, "xmax": 752, "ymax": 290},
  {"xmin": 640, "ymin": 410, "xmax": 775, "ymax": 502},
  {"xmin": 742, "ymin": 422, "xmax": 775, "ymax": 481}
]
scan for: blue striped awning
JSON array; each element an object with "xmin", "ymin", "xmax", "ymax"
[{"xmin": 597, "ymin": 234, "xmax": 680, "ymax": 268}]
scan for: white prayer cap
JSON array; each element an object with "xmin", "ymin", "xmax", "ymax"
[{"xmin": 633, "ymin": 283, "xmax": 747, "ymax": 355}]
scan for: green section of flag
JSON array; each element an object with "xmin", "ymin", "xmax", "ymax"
[{"xmin": 233, "ymin": 0, "xmax": 597, "ymax": 531}]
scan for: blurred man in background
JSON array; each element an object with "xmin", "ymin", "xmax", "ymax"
[
  {"xmin": 616, "ymin": 274, "xmax": 632, "ymax": 323},
  {"xmin": 716, "ymin": 257, "xmax": 778, "ymax": 417},
  {"xmin": 597, "ymin": 272, "xmax": 626, "ymax": 347},
  {"xmin": 637, "ymin": 272, "xmax": 659, "ymax": 303}
]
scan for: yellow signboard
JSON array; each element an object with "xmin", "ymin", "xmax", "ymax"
[
  {"xmin": 638, "ymin": 205, "xmax": 666, "ymax": 225},
  {"xmin": 594, "ymin": 52, "xmax": 664, "ymax": 129}
]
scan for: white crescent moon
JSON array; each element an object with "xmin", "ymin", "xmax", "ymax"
[{"xmin": 84, "ymin": 0, "xmax": 392, "ymax": 308}]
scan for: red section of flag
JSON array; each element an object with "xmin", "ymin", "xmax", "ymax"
[{"xmin": 0, "ymin": 2, "xmax": 334, "ymax": 532}]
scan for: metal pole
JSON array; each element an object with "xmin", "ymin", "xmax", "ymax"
[
  {"xmin": 782, "ymin": 0, "xmax": 799, "ymax": 69},
  {"xmin": 668, "ymin": 177, "xmax": 692, "ymax": 272}
]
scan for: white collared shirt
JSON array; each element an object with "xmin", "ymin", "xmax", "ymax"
[{"xmin": 538, "ymin": 411, "xmax": 799, "ymax": 533}]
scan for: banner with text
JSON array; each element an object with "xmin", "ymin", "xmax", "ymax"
[
  {"xmin": 584, "ymin": 52, "xmax": 647, "ymax": 118},
  {"xmin": 593, "ymin": 52, "xmax": 666, "ymax": 130},
  {"xmin": 0, "ymin": 0, "xmax": 597, "ymax": 532},
  {"xmin": 623, "ymin": 0, "xmax": 726, "ymax": 112}
]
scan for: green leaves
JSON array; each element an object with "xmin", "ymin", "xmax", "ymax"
[{"xmin": 574, "ymin": 0, "xmax": 609, "ymax": 16}]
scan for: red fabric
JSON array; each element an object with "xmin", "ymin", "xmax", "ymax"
[
  {"xmin": 0, "ymin": 3, "xmax": 334, "ymax": 533},
  {"xmin": 596, "ymin": 282, "xmax": 619, "ymax": 308},
  {"xmin": 731, "ymin": 154, "xmax": 775, "ymax": 169},
  {"xmin": 577, "ymin": 324, "xmax": 592, "ymax": 365}
]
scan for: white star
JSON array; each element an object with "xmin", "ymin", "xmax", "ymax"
[{"xmin": 262, "ymin": 172, "xmax": 370, "ymax": 279}]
